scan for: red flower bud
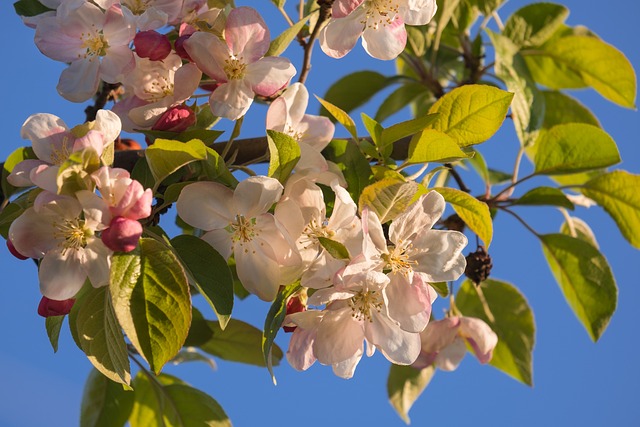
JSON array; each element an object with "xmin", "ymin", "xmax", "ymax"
[
  {"xmin": 101, "ymin": 216, "xmax": 143, "ymax": 253},
  {"xmin": 38, "ymin": 296, "xmax": 75, "ymax": 317},
  {"xmin": 7, "ymin": 238, "xmax": 28, "ymax": 260},
  {"xmin": 174, "ymin": 34, "xmax": 193, "ymax": 61},
  {"xmin": 283, "ymin": 295, "xmax": 307, "ymax": 333},
  {"xmin": 134, "ymin": 30, "xmax": 172, "ymax": 61},
  {"xmin": 152, "ymin": 105, "xmax": 196, "ymax": 133}
]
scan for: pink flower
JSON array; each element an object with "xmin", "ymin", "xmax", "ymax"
[
  {"xmin": 184, "ymin": 7, "xmax": 296, "ymax": 120},
  {"xmin": 411, "ymin": 316, "xmax": 498, "ymax": 371},
  {"xmin": 34, "ymin": 0, "xmax": 135, "ymax": 102},
  {"xmin": 320, "ymin": 0, "xmax": 438, "ymax": 60}
]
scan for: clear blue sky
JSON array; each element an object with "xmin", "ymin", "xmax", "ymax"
[{"xmin": 0, "ymin": 1, "xmax": 638, "ymax": 426}]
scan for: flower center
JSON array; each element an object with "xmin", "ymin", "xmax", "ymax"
[
  {"xmin": 382, "ymin": 244, "xmax": 416, "ymax": 275},
  {"xmin": 53, "ymin": 219, "xmax": 91, "ymax": 255},
  {"xmin": 80, "ymin": 27, "xmax": 109, "ymax": 59},
  {"xmin": 123, "ymin": 0, "xmax": 152, "ymax": 15},
  {"xmin": 363, "ymin": 0, "xmax": 400, "ymax": 29},
  {"xmin": 224, "ymin": 57, "xmax": 247, "ymax": 80},
  {"xmin": 285, "ymin": 124, "xmax": 304, "ymax": 141},
  {"xmin": 349, "ymin": 289, "xmax": 383, "ymax": 322},
  {"xmin": 49, "ymin": 136, "xmax": 72, "ymax": 165},
  {"xmin": 143, "ymin": 72, "xmax": 175, "ymax": 102},
  {"xmin": 229, "ymin": 214, "xmax": 255, "ymax": 243},
  {"xmin": 301, "ymin": 218, "xmax": 334, "ymax": 249}
]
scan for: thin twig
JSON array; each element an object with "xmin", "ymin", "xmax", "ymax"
[
  {"xmin": 297, "ymin": 0, "xmax": 333, "ymax": 84},
  {"xmin": 445, "ymin": 163, "xmax": 470, "ymax": 193},
  {"xmin": 501, "ymin": 207, "xmax": 540, "ymax": 237}
]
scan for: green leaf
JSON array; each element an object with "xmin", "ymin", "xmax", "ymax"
[
  {"xmin": 475, "ymin": 0, "xmax": 504, "ymax": 15},
  {"xmin": 523, "ymin": 35, "xmax": 637, "ymax": 108},
  {"xmin": 45, "ymin": 315, "xmax": 65, "ymax": 353},
  {"xmin": 13, "ymin": 0, "xmax": 53, "ymax": 16},
  {"xmin": 266, "ymin": 15, "xmax": 310, "ymax": 57},
  {"xmin": 427, "ymin": 84, "xmax": 513, "ymax": 147},
  {"xmin": 430, "ymin": 282, "xmax": 449, "ymax": 297},
  {"xmin": 375, "ymin": 83, "xmax": 426, "ymax": 123},
  {"xmin": 540, "ymin": 90, "xmax": 600, "ymax": 128},
  {"xmin": 131, "ymin": 157, "xmax": 155, "ymax": 190},
  {"xmin": 359, "ymin": 179, "xmax": 419, "ymax": 223},
  {"xmin": 130, "ymin": 372, "xmax": 230, "ymax": 427},
  {"xmin": 533, "ymin": 123, "xmax": 620, "ymax": 175},
  {"xmin": 145, "ymin": 139, "xmax": 208, "ymax": 185},
  {"xmin": 380, "ymin": 114, "xmax": 439, "ymax": 149},
  {"xmin": 456, "ymin": 279, "xmax": 535, "ymax": 385},
  {"xmin": 267, "ymin": 129, "xmax": 301, "ymax": 184},
  {"xmin": 514, "ymin": 187, "xmax": 574, "ymax": 209},
  {"xmin": 1, "ymin": 146, "xmax": 36, "ymax": 199},
  {"xmin": 189, "ymin": 309, "xmax": 283, "ymax": 368},
  {"xmin": 407, "ymin": 129, "xmax": 470, "ymax": 164},
  {"xmin": 110, "ymin": 238, "xmax": 191, "ymax": 374},
  {"xmin": 317, "ymin": 237, "xmax": 350, "ymax": 260},
  {"xmin": 322, "ymin": 139, "xmax": 372, "ymax": 202},
  {"xmin": 201, "ymin": 147, "xmax": 238, "ymax": 188},
  {"xmin": 263, "ymin": 284, "xmax": 300, "ymax": 383},
  {"xmin": 361, "ymin": 113, "xmax": 383, "ymax": 149},
  {"xmin": 139, "ymin": 129, "xmax": 223, "ymax": 146},
  {"xmin": 488, "ymin": 30, "xmax": 545, "ymax": 147},
  {"xmin": 171, "ymin": 235, "xmax": 233, "ymax": 329},
  {"xmin": 387, "ymin": 364, "xmax": 435, "ymax": 424},
  {"xmin": 80, "ymin": 368, "xmax": 134, "ymax": 427},
  {"xmin": 503, "ymin": 3, "xmax": 569, "ymax": 47},
  {"xmin": 581, "ymin": 170, "xmax": 640, "ymax": 248},
  {"xmin": 73, "ymin": 286, "xmax": 131, "ymax": 386},
  {"xmin": 560, "ymin": 216, "xmax": 599, "ymax": 249},
  {"xmin": 433, "ymin": 187, "xmax": 493, "ymax": 247},
  {"xmin": 320, "ymin": 71, "xmax": 389, "ymax": 117},
  {"xmin": 316, "ymin": 96, "xmax": 358, "ymax": 141},
  {"xmin": 540, "ymin": 234, "xmax": 617, "ymax": 341}
]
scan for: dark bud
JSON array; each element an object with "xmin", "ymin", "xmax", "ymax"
[
  {"xmin": 7, "ymin": 239, "xmax": 28, "ymax": 260},
  {"xmin": 134, "ymin": 30, "xmax": 172, "ymax": 61},
  {"xmin": 464, "ymin": 246, "xmax": 492, "ymax": 285},
  {"xmin": 283, "ymin": 295, "xmax": 306, "ymax": 333},
  {"xmin": 442, "ymin": 214, "xmax": 465, "ymax": 233},
  {"xmin": 38, "ymin": 296, "xmax": 75, "ymax": 317},
  {"xmin": 174, "ymin": 34, "xmax": 193, "ymax": 61}
]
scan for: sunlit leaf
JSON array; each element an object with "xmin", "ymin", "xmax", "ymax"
[
  {"xmin": 263, "ymin": 284, "xmax": 300, "ymax": 383},
  {"xmin": 145, "ymin": 139, "xmax": 208, "ymax": 185},
  {"xmin": 387, "ymin": 364, "xmax": 435, "ymax": 424},
  {"xmin": 45, "ymin": 315, "xmax": 64, "ymax": 353},
  {"xmin": 514, "ymin": 187, "xmax": 574, "ymax": 210},
  {"xmin": 407, "ymin": 129, "xmax": 470, "ymax": 164},
  {"xmin": 359, "ymin": 179, "xmax": 419, "ymax": 223},
  {"xmin": 80, "ymin": 368, "xmax": 134, "ymax": 427},
  {"xmin": 503, "ymin": 3, "xmax": 569, "ymax": 47},
  {"xmin": 316, "ymin": 96, "xmax": 358, "ymax": 141},
  {"xmin": 266, "ymin": 14, "xmax": 310, "ymax": 57},
  {"xmin": 433, "ymin": 187, "xmax": 493, "ymax": 247}
]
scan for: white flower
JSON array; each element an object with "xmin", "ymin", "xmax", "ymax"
[
  {"xmin": 176, "ymin": 176, "xmax": 302, "ymax": 301},
  {"xmin": 412, "ymin": 316, "xmax": 498, "ymax": 371},
  {"xmin": 320, "ymin": 0, "xmax": 437, "ymax": 60},
  {"xmin": 9, "ymin": 191, "xmax": 111, "ymax": 300},
  {"xmin": 363, "ymin": 191, "xmax": 468, "ymax": 333}
]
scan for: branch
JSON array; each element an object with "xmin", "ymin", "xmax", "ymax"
[
  {"xmin": 298, "ymin": 0, "xmax": 333, "ymax": 84},
  {"xmin": 84, "ymin": 82, "xmax": 121, "ymax": 122}
]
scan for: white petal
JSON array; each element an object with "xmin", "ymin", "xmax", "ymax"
[
  {"xmin": 385, "ymin": 273, "xmax": 432, "ymax": 333},
  {"xmin": 39, "ymin": 250, "xmax": 87, "ymax": 300},
  {"xmin": 368, "ymin": 309, "xmax": 421, "ymax": 365},
  {"xmin": 201, "ymin": 229, "xmax": 233, "ymax": 260},
  {"xmin": 209, "ymin": 80, "xmax": 254, "ymax": 121},
  {"xmin": 390, "ymin": 191, "xmax": 445, "ymax": 245},
  {"xmin": 435, "ymin": 338, "xmax": 467, "ymax": 371},
  {"xmin": 20, "ymin": 113, "xmax": 69, "ymax": 162},
  {"xmin": 314, "ymin": 307, "xmax": 364, "ymax": 365},
  {"xmin": 176, "ymin": 181, "xmax": 234, "ymax": 230},
  {"xmin": 361, "ymin": 15, "xmax": 407, "ymax": 60},
  {"xmin": 8, "ymin": 207, "xmax": 58, "ymax": 258},
  {"xmin": 100, "ymin": 45, "xmax": 135, "ymax": 83},
  {"xmin": 83, "ymin": 239, "xmax": 112, "ymax": 288},
  {"xmin": 94, "ymin": 110, "xmax": 122, "ymax": 144},
  {"xmin": 234, "ymin": 238, "xmax": 282, "ymax": 301},
  {"xmin": 245, "ymin": 57, "xmax": 296, "ymax": 97},
  {"xmin": 297, "ymin": 115, "xmax": 334, "ymax": 150},
  {"xmin": 319, "ymin": 9, "xmax": 365, "ymax": 58},
  {"xmin": 400, "ymin": 0, "xmax": 438, "ymax": 26},
  {"xmin": 224, "ymin": 6, "xmax": 270, "ymax": 62},
  {"xmin": 234, "ymin": 176, "xmax": 283, "ymax": 218},
  {"xmin": 184, "ymin": 31, "xmax": 229, "ymax": 82},
  {"xmin": 7, "ymin": 159, "xmax": 46, "ymax": 187},
  {"xmin": 459, "ymin": 317, "xmax": 498, "ymax": 364},
  {"xmin": 411, "ymin": 229, "xmax": 468, "ymax": 282},
  {"xmin": 287, "ymin": 327, "xmax": 318, "ymax": 371},
  {"xmin": 332, "ymin": 350, "xmax": 363, "ymax": 379},
  {"xmin": 57, "ymin": 59, "xmax": 101, "ymax": 103}
]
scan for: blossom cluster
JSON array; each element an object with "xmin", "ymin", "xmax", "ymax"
[{"xmin": 10, "ymin": 0, "xmax": 500, "ymax": 378}]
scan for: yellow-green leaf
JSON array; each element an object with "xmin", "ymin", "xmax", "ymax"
[
  {"xmin": 433, "ymin": 187, "xmax": 493, "ymax": 247},
  {"xmin": 80, "ymin": 368, "xmax": 134, "ymax": 427},
  {"xmin": 145, "ymin": 139, "xmax": 208, "ymax": 185},
  {"xmin": 428, "ymin": 84, "xmax": 513, "ymax": 147},
  {"xmin": 316, "ymin": 96, "xmax": 358, "ymax": 141},
  {"xmin": 387, "ymin": 364, "xmax": 435, "ymax": 424},
  {"xmin": 359, "ymin": 179, "xmax": 419, "ymax": 223},
  {"xmin": 407, "ymin": 129, "xmax": 470, "ymax": 164}
]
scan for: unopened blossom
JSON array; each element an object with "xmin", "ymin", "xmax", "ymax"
[
  {"xmin": 8, "ymin": 110, "xmax": 121, "ymax": 193},
  {"xmin": 363, "ymin": 191, "xmax": 467, "ymax": 333},
  {"xmin": 275, "ymin": 177, "xmax": 361, "ymax": 289},
  {"xmin": 115, "ymin": 53, "xmax": 202, "ymax": 130},
  {"xmin": 34, "ymin": 0, "xmax": 135, "ymax": 102},
  {"xmin": 134, "ymin": 30, "xmax": 172, "ymax": 61},
  {"xmin": 289, "ymin": 261, "xmax": 421, "ymax": 378},
  {"xmin": 176, "ymin": 176, "xmax": 302, "ymax": 301},
  {"xmin": 101, "ymin": 216, "xmax": 144, "ymax": 252},
  {"xmin": 152, "ymin": 105, "xmax": 197, "ymax": 133},
  {"xmin": 38, "ymin": 296, "xmax": 75, "ymax": 317},
  {"xmin": 267, "ymin": 83, "xmax": 337, "ymax": 176},
  {"xmin": 320, "ymin": 0, "xmax": 438, "ymax": 60},
  {"xmin": 9, "ymin": 192, "xmax": 112, "ymax": 300},
  {"xmin": 412, "ymin": 316, "xmax": 498, "ymax": 371},
  {"xmin": 184, "ymin": 7, "xmax": 296, "ymax": 120}
]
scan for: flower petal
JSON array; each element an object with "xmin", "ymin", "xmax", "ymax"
[
  {"xmin": 385, "ymin": 273, "xmax": 432, "ymax": 333},
  {"xmin": 224, "ymin": 6, "xmax": 270, "ymax": 62},
  {"xmin": 390, "ymin": 191, "xmax": 445, "ymax": 245},
  {"xmin": 209, "ymin": 80, "xmax": 255, "ymax": 121},
  {"xmin": 233, "ymin": 176, "xmax": 283, "ymax": 218},
  {"xmin": 39, "ymin": 249, "xmax": 87, "ymax": 300},
  {"xmin": 184, "ymin": 31, "xmax": 229, "ymax": 82},
  {"xmin": 245, "ymin": 57, "xmax": 296, "ymax": 97},
  {"xmin": 319, "ymin": 8, "xmax": 365, "ymax": 58},
  {"xmin": 400, "ymin": 0, "xmax": 438, "ymax": 26},
  {"xmin": 361, "ymin": 15, "xmax": 407, "ymax": 60},
  {"xmin": 176, "ymin": 181, "xmax": 234, "ymax": 230},
  {"xmin": 314, "ymin": 307, "xmax": 364, "ymax": 365},
  {"xmin": 368, "ymin": 309, "xmax": 421, "ymax": 365},
  {"xmin": 411, "ymin": 229, "xmax": 468, "ymax": 282},
  {"xmin": 57, "ymin": 58, "xmax": 101, "ymax": 103}
]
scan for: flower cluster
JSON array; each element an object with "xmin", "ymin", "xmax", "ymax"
[{"xmin": 7, "ymin": 111, "xmax": 152, "ymax": 306}]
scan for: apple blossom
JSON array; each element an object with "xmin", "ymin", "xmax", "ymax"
[
  {"xmin": 362, "ymin": 191, "xmax": 468, "ymax": 333},
  {"xmin": 96, "ymin": 0, "xmax": 183, "ymax": 31},
  {"xmin": 320, "ymin": 0, "xmax": 438, "ymax": 60},
  {"xmin": 184, "ymin": 7, "xmax": 296, "ymax": 120},
  {"xmin": 9, "ymin": 191, "xmax": 112, "ymax": 301},
  {"xmin": 34, "ymin": 0, "xmax": 136, "ymax": 102},
  {"xmin": 134, "ymin": 30, "xmax": 172, "ymax": 61},
  {"xmin": 8, "ymin": 110, "xmax": 121, "ymax": 193},
  {"xmin": 176, "ymin": 176, "xmax": 302, "ymax": 301},
  {"xmin": 411, "ymin": 316, "xmax": 498, "ymax": 371},
  {"xmin": 37, "ymin": 296, "xmax": 75, "ymax": 317}
]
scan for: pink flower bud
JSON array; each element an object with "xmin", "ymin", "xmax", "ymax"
[
  {"xmin": 7, "ymin": 238, "xmax": 28, "ymax": 260},
  {"xmin": 134, "ymin": 30, "xmax": 172, "ymax": 61},
  {"xmin": 101, "ymin": 216, "xmax": 143, "ymax": 253},
  {"xmin": 283, "ymin": 295, "xmax": 306, "ymax": 333},
  {"xmin": 174, "ymin": 34, "xmax": 193, "ymax": 61},
  {"xmin": 152, "ymin": 105, "xmax": 196, "ymax": 133},
  {"xmin": 38, "ymin": 296, "xmax": 75, "ymax": 317}
]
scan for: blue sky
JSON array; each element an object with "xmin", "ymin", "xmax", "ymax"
[{"xmin": 0, "ymin": 1, "xmax": 639, "ymax": 426}]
